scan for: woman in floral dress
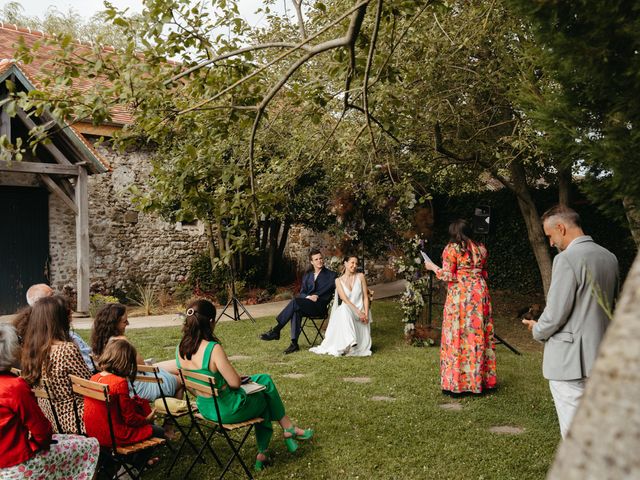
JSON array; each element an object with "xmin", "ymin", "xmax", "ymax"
[{"xmin": 424, "ymin": 219, "xmax": 497, "ymax": 394}]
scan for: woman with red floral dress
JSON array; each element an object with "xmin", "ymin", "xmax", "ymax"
[{"xmin": 424, "ymin": 219, "xmax": 497, "ymax": 394}]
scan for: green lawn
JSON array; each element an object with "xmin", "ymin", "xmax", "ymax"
[{"xmin": 78, "ymin": 299, "xmax": 559, "ymax": 479}]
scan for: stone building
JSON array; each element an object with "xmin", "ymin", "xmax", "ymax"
[{"xmin": 0, "ymin": 23, "xmax": 209, "ymax": 314}]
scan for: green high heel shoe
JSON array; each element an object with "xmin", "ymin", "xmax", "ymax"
[
  {"xmin": 284, "ymin": 426, "xmax": 314, "ymax": 452},
  {"xmin": 284, "ymin": 426, "xmax": 314, "ymax": 441},
  {"xmin": 283, "ymin": 429, "xmax": 298, "ymax": 453},
  {"xmin": 255, "ymin": 452, "xmax": 271, "ymax": 471}
]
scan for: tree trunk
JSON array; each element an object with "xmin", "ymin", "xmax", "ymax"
[
  {"xmin": 558, "ymin": 166, "xmax": 572, "ymax": 207},
  {"xmin": 509, "ymin": 161, "xmax": 553, "ymax": 295},
  {"xmin": 622, "ymin": 195, "xmax": 640, "ymax": 248},
  {"xmin": 259, "ymin": 221, "xmax": 269, "ymax": 252},
  {"xmin": 547, "ymin": 252, "xmax": 638, "ymax": 479},
  {"xmin": 266, "ymin": 220, "xmax": 279, "ymax": 281},
  {"xmin": 204, "ymin": 220, "xmax": 217, "ymax": 271},
  {"xmin": 277, "ymin": 220, "xmax": 291, "ymax": 262}
]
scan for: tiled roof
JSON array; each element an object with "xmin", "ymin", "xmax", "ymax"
[
  {"xmin": 0, "ymin": 22, "xmax": 133, "ymax": 126},
  {"xmin": 0, "ymin": 59, "xmax": 111, "ymax": 173}
]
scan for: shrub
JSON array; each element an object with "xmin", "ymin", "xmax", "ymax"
[
  {"xmin": 129, "ymin": 284, "xmax": 157, "ymax": 316},
  {"xmin": 89, "ymin": 293, "xmax": 119, "ymax": 318}
]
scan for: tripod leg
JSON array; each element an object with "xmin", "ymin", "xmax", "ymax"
[
  {"xmin": 494, "ymin": 333, "xmax": 521, "ymax": 356},
  {"xmin": 216, "ymin": 297, "xmax": 234, "ymax": 322}
]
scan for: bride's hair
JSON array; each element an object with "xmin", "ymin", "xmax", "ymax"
[{"xmin": 342, "ymin": 254, "xmax": 358, "ymax": 272}]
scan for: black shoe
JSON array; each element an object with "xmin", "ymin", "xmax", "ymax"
[
  {"xmin": 260, "ymin": 328, "xmax": 280, "ymax": 341},
  {"xmin": 284, "ymin": 343, "xmax": 300, "ymax": 354}
]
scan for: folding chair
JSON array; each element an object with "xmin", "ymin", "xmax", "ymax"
[
  {"xmin": 178, "ymin": 368, "xmax": 263, "ymax": 479},
  {"xmin": 69, "ymin": 374, "xmax": 166, "ymax": 480},
  {"xmin": 135, "ymin": 364, "xmax": 201, "ymax": 469},
  {"xmin": 33, "ymin": 378, "xmax": 65, "ymax": 434},
  {"xmin": 12, "ymin": 368, "xmax": 65, "ymax": 434},
  {"xmin": 300, "ymin": 313, "xmax": 327, "ymax": 346}
]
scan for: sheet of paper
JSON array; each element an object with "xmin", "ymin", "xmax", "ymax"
[{"xmin": 420, "ymin": 250, "xmax": 433, "ymax": 264}]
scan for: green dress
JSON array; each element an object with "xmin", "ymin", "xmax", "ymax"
[{"xmin": 176, "ymin": 341, "xmax": 286, "ymax": 452}]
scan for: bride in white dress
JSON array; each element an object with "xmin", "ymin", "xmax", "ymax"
[{"xmin": 310, "ymin": 255, "xmax": 372, "ymax": 357}]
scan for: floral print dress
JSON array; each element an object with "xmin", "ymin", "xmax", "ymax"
[{"xmin": 435, "ymin": 241, "xmax": 497, "ymax": 393}]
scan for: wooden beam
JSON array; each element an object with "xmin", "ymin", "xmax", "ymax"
[
  {"xmin": 15, "ymin": 109, "xmax": 73, "ymax": 166},
  {"xmin": 39, "ymin": 174, "xmax": 78, "ymax": 215},
  {"xmin": 0, "ymin": 104, "xmax": 10, "ymax": 140},
  {"xmin": 59, "ymin": 177, "xmax": 76, "ymax": 200},
  {"xmin": 0, "ymin": 160, "xmax": 79, "ymax": 176},
  {"xmin": 75, "ymin": 166, "xmax": 90, "ymax": 314},
  {"xmin": 73, "ymin": 122, "xmax": 121, "ymax": 137}
]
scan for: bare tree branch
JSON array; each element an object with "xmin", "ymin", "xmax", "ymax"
[
  {"xmin": 165, "ymin": 42, "xmax": 312, "ymax": 85},
  {"xmin": 176, "ymin": 1, "xmax": 371, "ymax": 115},
  {"xmin": 362, "ymin": 0, "xmax": 385, "ymax": 179},
  {"xmin": 292, "ymin": 0, "xmax": 307, "ymax": 39}
]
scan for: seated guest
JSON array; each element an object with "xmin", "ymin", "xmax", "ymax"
[
  {"xmin": 85, "ymin": 338, "xmax": 164, "ymax": 467},
  {"xmin": 260, "ymin": 249, "xmax": 337, "ymax": 354},
  {"xmin": 21, "ymin": 296, "xmax": 92, "ymax": 434},
  {"xmin": 310, "ymin": 255, "xmax": 373, "ymax": 357},
  {"xmin": 177, "ymin": 299, "xmax": 313, "ymax": 471},
  {"xmin": 14, "ymin": 283, "xmax": 94, "ymax": 372},
  {"xmin": 0, "ymin": 324, "xmax": 100, "ymax": 478},
  {"xmin": 91, "ymin": 303, "xmax": 182, "ymax": 400}
]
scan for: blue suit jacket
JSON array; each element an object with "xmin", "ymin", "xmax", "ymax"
[{"xmin": 299, "ymin": 267, "xmax": 337, "ymax": 306}]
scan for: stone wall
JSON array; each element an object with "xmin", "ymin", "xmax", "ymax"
[{"xmin": 48, "ymin": 141, "xmax": 209, "ymax": 297}]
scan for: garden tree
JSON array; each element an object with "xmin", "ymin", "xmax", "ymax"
[
  {"xmin": 505, "ymin": 0, "xmax": 640, "ymax": 247},
  {"xmin": 329, "ymin": 0, "xmax": 564, "ymax": 293},
  {"xmin": 5, "ymin": 0, "xmax": 611, "ymax": 294},
  {"xmin": 5, "ymin": 0, "xmax": 435, "ymax": 281}
]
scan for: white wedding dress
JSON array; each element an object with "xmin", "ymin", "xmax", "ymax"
[{"xmin": 309, "ymin": 275, "xmax": 372, "ymax": 357}]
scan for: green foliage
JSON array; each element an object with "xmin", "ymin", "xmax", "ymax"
[
  {"xmin": 187, "ymin": 253, "xmax": 228, "ymax": 295},
  {"xmin": 430, "ymin": 187, "xmax": 636, "ymax": 293},
  {"xmin": 89, "ymin": 293, "xmax": 119, "ymax": 318},
  {"xmin": 129, "ymin": 284, "xmax": 157, "ymax": 316},
  {"xmin": 506, "ymin": 0, "xmax": 640, "ymax": 207}
]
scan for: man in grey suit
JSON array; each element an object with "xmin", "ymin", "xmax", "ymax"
[{"xmin": 523, "ymin": 205, "xmax": 618, "ymax": 438}]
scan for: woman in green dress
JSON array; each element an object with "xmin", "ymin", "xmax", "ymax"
[{"xmin": 176, "ymin": 299, "xmax": 313, "ymax": 471}]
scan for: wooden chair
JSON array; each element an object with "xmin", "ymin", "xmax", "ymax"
[
  {"xmin": 33, "ymin": 378, "xmax": 65, "ymax": 434},
  {"xmin": 177, "ymin": 368, "xmax": 263, "ymax": 479},
  {"xmin": 69, "ymin": 374, "xmax": 166, "ymax": 480},
  {"xmin": 11, "ymin": 368, "xmax": 64, "ymax": 434},
  {"xmin": 135, "ymin": 364, "xmax": 201, "ymax": 462}
]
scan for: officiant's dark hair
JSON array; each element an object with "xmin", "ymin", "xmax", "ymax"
[
  {"xmin": 449, "ymin": 219, "xmax": 474, "ymax": 247},
  {"xmin": 308, "ymin": 248, "xmax": 322, "ymax": 260}
]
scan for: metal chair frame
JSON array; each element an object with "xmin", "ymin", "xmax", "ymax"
[{"xmin": 177, "ymin": 368, "xmax": 262, "ymax": 479}]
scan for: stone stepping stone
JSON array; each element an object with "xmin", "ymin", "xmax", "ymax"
[
  {"xmin": 282, "ymin": 373, "xmax": 306, "ymax": 379},
  {"xmin": 228, "ymin": 355, "xmax": 251, "ymax": 361},
  {"xmin": 342, "ymin": 377, "xmax": 372, "ymax": 384},
  {"xmin": 370, "ymin": 396, "xmax": 395, "ymax": 402},
  {"xmin": 439, "ymin": 402, "xmax": 463, "ymax": 411},
  {"xmin": 488, "ymin": 425, "xmax": 525, "ymax": 435}
]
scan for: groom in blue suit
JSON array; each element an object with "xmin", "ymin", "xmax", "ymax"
[{"xmin": 260, "ymin": 249, "xmax": 337, "ymax": 354}]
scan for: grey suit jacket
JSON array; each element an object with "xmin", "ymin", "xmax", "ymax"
[{"xmin": 533, "ymin": 236, "xmax": 618, "ymax": 381}]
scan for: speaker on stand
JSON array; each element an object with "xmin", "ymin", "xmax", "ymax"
[{"xmin": 472, "ymin": 205, "xmax": 520, "ymax": 356}]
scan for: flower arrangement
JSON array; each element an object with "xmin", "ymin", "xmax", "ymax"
[{"xmin": 392, "ymin": 235, "xmax": 439, "ymax": 346}]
